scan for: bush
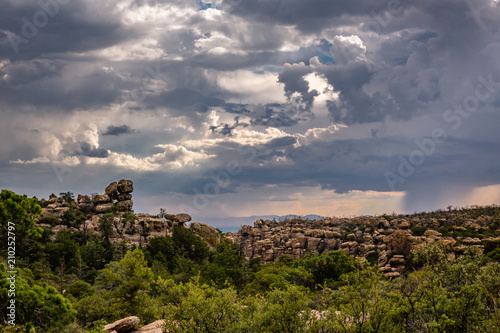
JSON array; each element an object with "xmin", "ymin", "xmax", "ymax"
[
  {"xmin": 0, "ymin": 265, "xmax": 76, "ymax": 331},
  {"xmin": 163, "ymin": 281, "xmax": 241, "ymax": 333}
]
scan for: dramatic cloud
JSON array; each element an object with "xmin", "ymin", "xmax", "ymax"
[
  {"xmin": 103, "ymin": 125, "xmax": 135, "ymax": 136},
  {"xmin": 1, "ymin": 0, "xmax": 499, "ymax": 226}
]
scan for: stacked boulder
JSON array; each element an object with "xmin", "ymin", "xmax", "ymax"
[
  {"xmin": 117, "ymin": 179, "xmax": 133, "ymax": 211},
  {"xmin": 77, "ymin": 194, "xmax": 93, "ymax": 212},
  {"xmin": 75, "ymin": 179, "xmax": 134, "ymax": 214},
  {"xmin": 105, "ymin": 179, "xmax": 134, "ymax": 211},
  {"xmin": 93, "ymin": 194, "xmax": 113, "ymax": 213}
]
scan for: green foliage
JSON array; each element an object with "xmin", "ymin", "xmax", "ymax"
[
  {"xmin": 163, "ymin": 280, "xmax": 241, "ymax": 333},
  {"xmin": 251, "ymin": 285, "xmax": 312, "ymax": 333},
  {"xmin": 299, "ymin": 250, "xmax": 356, "ymax": 287},
  {"xmin": 59, "ymin": 191, "xmax": 75, "ymax": 204},
  {"xmin": 145, "ymin": 236, "xmax": 175, "ymax": 269},
  {"xmin": 98, "ymin": 213, "xmax": 114, "ymax": 241},
  {"xmin": 91, "ymin": 248, "xmax": 158, "ymax": 323},
  {"xmin": 61, "ymin": 208, "xmax": 86, "ymax": 229},
  {"xmin": 0, "ymin": 264, "xmax": 76, "ymax": 331},
  {"xmin": 65, "ymin": 280, "xmax": 95, "ymax": 301},
  {"xmin": 330, "ymin": 266, "xmax": 399, "ymax": 332},
  {"xmin": 201, "ymin": 239, "xmax": 245, "ymax": 288},
  {"xmin": 98, "ymin": 213, "xmax": 115, "ymax": 262},
  {"xmin": 172, "ymin": 225, "xmax": 210, "ymax": 263},
  {"xmin": 38, "ymin": 215, "xmax": 59, "ymax": 226},
  {"xmin": 243, "ymin": 263, "xmax": 313, "ymax": 295},
  {"xmin": 0, "ymin": 190, "xmax": 43, "ymax": 260}
]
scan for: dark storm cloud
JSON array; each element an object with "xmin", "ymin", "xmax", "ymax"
[
  {"xmin": 103, "ymin": 125, "xmax": 135, "ymax": 136},
  {"xmin": 78, "ymin": 142, "xmax": 109, "ymax": 158},
  {"xmin": 278, "ymin": 62, "xmax": 318, "ymax": 109},
  {"xmin": 0, "ymin": 0, "xmax": 137, "ymax": 59},
  {"xmin": 227, "ymin": 0, "xmax": 389, "ymax": 33},
  {"xmin": 145, "ymin": 88, "xmax": 225, "ymax": 111},
  {"xmin": 0, "ymin": 64, "xmax": 124, "ymax": 110}
]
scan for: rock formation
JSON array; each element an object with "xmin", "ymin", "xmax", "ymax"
[
  {"xmin": 226, "ymin": 214, "xmax": 500, "ymax": 277},
  {"xmin": 190, "ymin": 222, "xmax": 221, "ymax": 248},
  {"xmin": 131, "ymin": 320, "xmax": 164, "ymax": 333},
  {"xmin": 103, "ymin": 316, "xmax": 140, "ymax": 333},
  {"xmin": 36, "ymin": 179, "xmax": 223, "ymax": 248},
  {"xmin": 37, "ymin": 180, "xmax": 500, "ymax": 278}
]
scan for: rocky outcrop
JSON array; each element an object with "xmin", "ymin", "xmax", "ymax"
[
  {"xmin": 95, "ymin": 203, "xmax": 114, "ymax": 214},
  {"xmin": 131, "ymin": 320, "xmax": 164, "ymax": 333},
  {"xmin": 103, "ymin": 316, "xmax": 140, "ymax": 333},
  {"xmin": 117, "ymin": 200, "xmax": 133, "ymax": 212},
  {"xmin": 43, "ymin": 201, "xmax": 69, "ymax": 217},
  {"xmin": 37, "ymin": 180, "xmax": 201, "ymax": 247},
  {"xmin": 226, "ymin": 212, "xmax": 499, "ymax": 277},
  {"xmin": 190, "ymin": 223, "xmax": 221, "ymax": 248}
]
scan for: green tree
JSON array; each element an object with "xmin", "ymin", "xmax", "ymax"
[
  {"xmin": 59, "ymin": 191, "xmax": 75, "ymax": 204},
  {"xmin": 299, "ymin": 250, "xmax": 356, "ymax": 287},
  {"xmin": 98, "ymin": 213, "xmax": 115, "ymax": 262},
  {"xmin": 0, "ymin": 264, "xmax": 76, "ymax": 331},
  {"xmin": 172, "ymin": 225, "xmax": 209, "ymax": 263},
  {"xmin": 255, "ymin": 285, "xmax": 312, "ymax": 333},
  {"xmin": 145, "ymin": 236, "xmax": 175, "ymax": 269},
  {"xmin": 61, "ymin": 208, "xmax": 86, "ymax": 230},
  {"xmin": 0, "ymin": 190, "xmax": 43, "ymax": 261},
  {"xmin": 163, "ymin": 280, "xmax": 241, "ymax": 333},
  {"xmin": 201, "ymin": 239, "xmax": 245, "ymax": 288},
  {"xmin": 330, "ymin": 267, "xmax": 399, "ymax": 333},
  {"xmin": 243, "ymin": 263, "xmax": 313, "ymax": 295},
  {"xmin": 94, "ymin": 248, "xmax": 157, "ymax": 322}
]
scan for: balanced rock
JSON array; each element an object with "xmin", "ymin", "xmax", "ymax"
[
  {"xmin": 104, "ymin": 316, "xmax": 140, "ymax": 333},
  {"xmin": 93, "ymin": 194, "xmax": 111, "ymax": 205},
  {"xmin": 118, "ymin": 179, "xmax": 133, "ymax": 194},
  {"xmin": 105, "ymin": 182, "xmax": 118, "ymax": 199},
  {"xmin": 166, "ymin": 213, "xmax": 192, "ymax": 223}
]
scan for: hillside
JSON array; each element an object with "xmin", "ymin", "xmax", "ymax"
[{"xmin": 1, "ymin": 185, "xmax": 500, "ymax": 332}]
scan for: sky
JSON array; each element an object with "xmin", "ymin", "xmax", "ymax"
[{"xmin": 1, "ymin": 0, "xmax": 500, "ymax": 228}]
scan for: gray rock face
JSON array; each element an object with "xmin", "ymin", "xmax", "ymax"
[{"xmin": 103, "ymin": 316, "xmax": 140, "ymax": 333}]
